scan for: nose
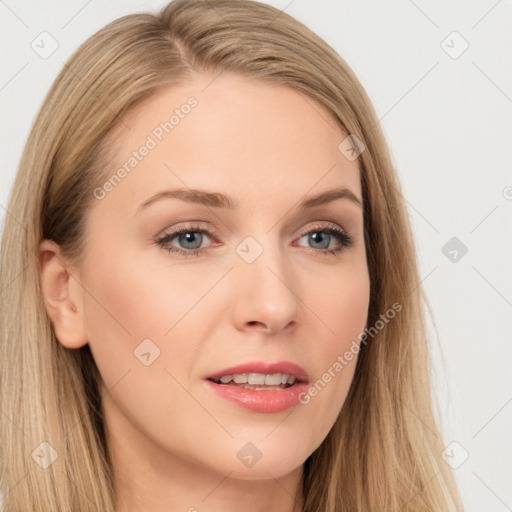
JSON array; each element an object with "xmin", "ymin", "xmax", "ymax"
[{"xmin": 231, "ymin": 239, "xmax": 301, "ymax": 335}]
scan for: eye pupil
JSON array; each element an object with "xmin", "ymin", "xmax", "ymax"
[
  {"xmin": 309, "ymin": 231, "xmax": 329, "ymax": 249},
  {"xmin": 178, "ymin": 232, "xmax": 202, "ymax": 250}
]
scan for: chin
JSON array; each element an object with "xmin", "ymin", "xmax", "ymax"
[
  {"xmin": 227, "ymin": 458, "xmax": 305, "ymax": 481},
  {"xmin": 209, "ymin": 436, "xmax": 309, "ymax": 481}
]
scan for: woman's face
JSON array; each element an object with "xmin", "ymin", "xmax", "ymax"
[{"xmin": 57, "ymin": 72, "xmax": 370, "ymax": 481}]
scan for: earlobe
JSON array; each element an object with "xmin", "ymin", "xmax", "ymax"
[{"xmin": 38, "ymin": 239, "xmax": 88, "ymax": 349}]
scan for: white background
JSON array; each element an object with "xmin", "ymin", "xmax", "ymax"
[{"xmin": 1, "ymin": 1, "xmax": 511, "ymax": 510}]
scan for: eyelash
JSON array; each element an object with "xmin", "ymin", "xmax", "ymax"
[{"xmin": 155, "ymin": 222, "xmax": 354, "ymax": 259}]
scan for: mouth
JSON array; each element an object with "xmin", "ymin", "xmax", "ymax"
[
  {"xmin": 205, "ymin": 360, "xmax": 309, "ymax": 389},
  {"xmin": 204, "ymin": 362, "xmax": 309, "ymax": 413},
  {"xmin": 207, "ymin": 372, "xmax": 301, "ymax": 390}
]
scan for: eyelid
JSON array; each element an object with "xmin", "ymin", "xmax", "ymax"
[
  {"xmin": 296, "ymin": 220, "xmax": 348, "ymax": 236},
  {"xmin": 157, "ymin": 221, "xmax": 216, "ymax": 239},
  {"xmin": 157, "ymin": 219, "xmax": 348, "ymax": 238}
]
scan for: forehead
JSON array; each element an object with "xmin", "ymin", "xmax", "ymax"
[{"xmin": 96, "ymin": 72, "xmax": 362, "ymax": 213}]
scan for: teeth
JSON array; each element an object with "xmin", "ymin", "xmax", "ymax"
[
  {"xmin": 264, "ymin": 374, "xmax": 283, "ymax": 386},
  {"xmin": 248, "ymin": 373, "xmax": 265, "ymax": 385},
  {"xmin": 214, "ymin": 373, "xmax": 297, "ymax": 386}
]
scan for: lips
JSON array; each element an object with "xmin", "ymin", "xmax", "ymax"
[
  {"xmin": 203, "ymin": 361, "xmax": 310, "ymax": 413},
  {"xmin": 205, "ymin": 361, "xmax": 309, "ymax": 384}
]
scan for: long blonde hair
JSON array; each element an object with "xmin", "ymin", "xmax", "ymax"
[{"xmin": 0, "ymin": 0, "xmax": 462, "ymax": 510}]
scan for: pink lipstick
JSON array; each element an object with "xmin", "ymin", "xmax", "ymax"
[{"xmin": 204, "ymin": 361, "xmax": 309, "ymax": 413}]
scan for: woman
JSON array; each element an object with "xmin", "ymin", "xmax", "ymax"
[{"xmin": 0, "ymin": 0, "xmax": 462, "ymax": 510}]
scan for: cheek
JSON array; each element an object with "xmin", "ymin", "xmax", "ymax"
[
  {"xmin": 80, "ymin": 244, "xmax": 227, "ymax": 403},
  {"xmin": 294, "ymin": 259, "xmax": 369, "ymax": 446},
  {"xmin": 82, "ymin": 246, "xmax": 213, "ymax": 343},
  {"xmin": 304, "ymin": 251, "xmax": 370, "ymax": 351},
  {"xmin": 79, "ymin": 248, "xmax": 220, "ymax": 459}
]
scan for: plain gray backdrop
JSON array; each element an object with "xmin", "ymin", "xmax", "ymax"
[{"xmin": 1, "ymin": 1, "xmax": 511, "ymax": 510}]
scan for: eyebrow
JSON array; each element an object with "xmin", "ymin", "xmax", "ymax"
[{"xmin": 137, "ymin": 186, "xmax": 362, "ymax": 213}]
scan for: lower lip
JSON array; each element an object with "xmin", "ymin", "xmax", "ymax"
[{"xmin": 204, "ymin": 380, "xmax": 309, "ymax": 413}]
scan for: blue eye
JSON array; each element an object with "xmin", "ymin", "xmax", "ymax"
[
  {"xmin": 155, "ymin": 222, "xmax": 354, "ymax": 258},
  {"xmin": 156, "ymin": 224, "xmax": 215, "ymax": 257},
  {"xmin": 295, "ymin": 226, "xmax": 354, "ymax": 256}
]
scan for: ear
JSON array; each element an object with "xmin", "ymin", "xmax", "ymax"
[{"xmin": 38, "ymin": 239, "xmax": 88, "ymax": 349}]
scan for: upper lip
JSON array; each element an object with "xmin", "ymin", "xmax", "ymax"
[{"xmin": 206, "ymin": 361, "xmax": 309, "ymax": 383}]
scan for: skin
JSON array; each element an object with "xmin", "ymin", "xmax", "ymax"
[{"xmin": 39, "ymin": 71, "xmax": 370, "ymax": 512}]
